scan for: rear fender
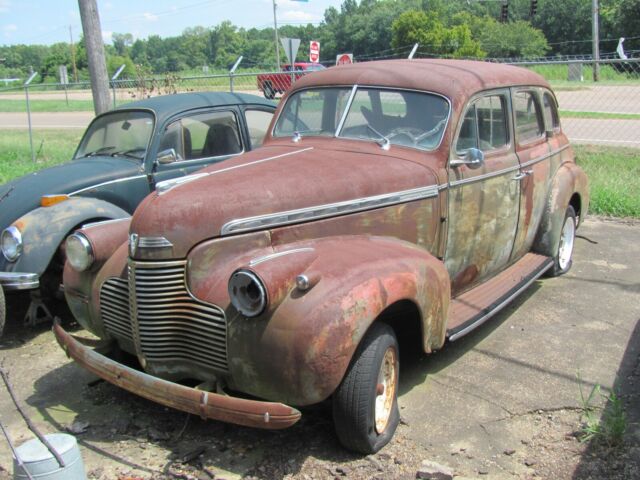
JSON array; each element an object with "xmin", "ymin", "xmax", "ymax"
[{"xmin": 8, "ymin": 197, "xmax": 130, "ymax": 277}]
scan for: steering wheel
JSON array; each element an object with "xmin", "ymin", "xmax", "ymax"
[{"xmin": 387, "ymin": 127, "xmax": 424, "ymax": 146}]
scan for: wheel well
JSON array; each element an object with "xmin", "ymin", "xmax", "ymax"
[
  {"xmin": 376, "ymin": 300, "xmax": 423, "ymax": 359},
  {"xmin": 569, "ymin": 193, "xmax": 582, "ymax": 224}
]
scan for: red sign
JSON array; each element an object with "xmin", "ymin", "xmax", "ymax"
[
  {"xmin": 336, "ymin": 53, "xmax": 353, "ymax": 66},
  {"xmin": 310, "ymin": 41, "xmax": 320, "ymax": 63}
]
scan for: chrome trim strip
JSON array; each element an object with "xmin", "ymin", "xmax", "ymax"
[
  {"xmin": 0, "ymin": 272, "xmax": 39, "ymax": 290},
  {"xmin": 449, "ymin": 164, "xmax": 521, "ymax": 188},
  {"xmin": 221, "ymin": 185, "xmax": 440, "ymax": 236},
  {"xmin": 249, "ymin": 247, "xmax": 315, "ymax": 267},
  {"xmin": 448, "ymin": 259, "xmax": 553, "ymax": 342},
  {"xmin": 156, "ymin": 173, "xmax": 209, "ymax": 194},
  {"xmin": 519, "ymin": 144, "xmax": 569, "ymax": 169},
  {"xmin": 138, "ymin": 236, "xmax": 173, "ymax": 248},
  {"xmin": 68, "ymin": 175, "xmax": 147, "ymax": 196},
  {"xmin": 82, "ymin": 217, "xmax": 131, "ymax": 230},
  {"xmin": 335, "ymin": 85, "xmax": 358, "ymax": 135}
]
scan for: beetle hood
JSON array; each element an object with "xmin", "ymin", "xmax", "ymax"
[
  {"xmin": 0, "ymin": 156, "xmax": 142, "ymax": 230},
  {"xmin": 130, "ymin": 142, "xmax": 440, "ymax": 258}
]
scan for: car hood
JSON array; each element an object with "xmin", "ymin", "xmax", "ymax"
[
  {"xmin": 0, "ymin": 156, "xmax": 142, "ymax": 230},
  {"xmin": 130, "ymin": 142, "xmax": 440, "ymax": 258}
]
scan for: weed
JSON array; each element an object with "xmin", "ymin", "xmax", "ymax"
[{"xmin": 578, "ymin": 375, "xmax": 627, "ymax": 447}]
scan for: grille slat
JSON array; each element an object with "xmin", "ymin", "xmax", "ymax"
[{"xmin": 100, "ymin": 277, "xmax": 133, "ymax": 341}]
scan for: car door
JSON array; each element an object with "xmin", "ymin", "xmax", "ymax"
[
  {"xmin": 151, "ymin": 109, "xmax": 245, "ymax": 186},
  {"xmin": 445, "ymin": 90, "xmax": 520, "ymax": 295},
  {"xmin": 509, "ymin": 88, "xmax": 553, "ymax": 260}
]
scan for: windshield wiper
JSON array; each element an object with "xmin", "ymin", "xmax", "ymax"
[
  {"xmin": 367, "ymin": 125, "xmax": 390, "ymax": 151},
  {"xmin": 111, "ymin": 148, "xmax": 145, "ymax": 160},
  {"xmin": 78, "ymin": 146, "xmax": 116, "ymax": 158}
]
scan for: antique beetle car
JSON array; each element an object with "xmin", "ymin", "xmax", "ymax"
[
  {"xmin": 0, "ymin": 92, "xmax": 275, "ymax": 335},
  {"xmin": 56, "ymin": 60, "xmax": 588, "ymax": 453}
]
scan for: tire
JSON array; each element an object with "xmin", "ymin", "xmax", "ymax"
[
  {"xmin": 0, "ymin": 286, "xmax": 5, "ymax": 339},
  {"xmin": 263, "ymin": 82, "xmax": 275, "ymax": 100},
  {"xmin": 333, "ymin": 322, "xmax": 400, "ymax": 454},
  {"xmin": 548, "ymin": 206, "xmax": 576, "ymax": 277}
]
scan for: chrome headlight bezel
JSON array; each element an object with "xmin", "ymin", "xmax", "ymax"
[
  {"xmin": 228, "ymin": 269, "xmax": 268, "ymax": 317},
  {"xmin": 65, "ymin": 233, "xmax": 94, "ymax": 272},
  {"xmin": 1, "ymin": 226, "xmax": 23, "ymax": 262}
]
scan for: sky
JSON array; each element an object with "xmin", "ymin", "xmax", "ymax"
[{"xmin": 0, "ymin": 0, "xmax": 344, "ymax": 46}]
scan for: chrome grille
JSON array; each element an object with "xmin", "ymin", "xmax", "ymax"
[
  {"xmin": 131, "ymin": 261, "xmax": 228, "ymax": 372},
  {"xmin": 100, "ymin": 277, "xmax": 133, "ymax": 341}
]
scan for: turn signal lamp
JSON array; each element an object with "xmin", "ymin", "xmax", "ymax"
[{"xmin": 41, "ymin": 194, "xmax": 70, "ymax": 207}]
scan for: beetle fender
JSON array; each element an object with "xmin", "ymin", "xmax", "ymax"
[
  {"xmin": 7, "ymin": 197, "xmax": 130, "ymax": 277},
  {"xmin": 223, "ymin": 235, "xmax": 450, "ymax": 406},
  {"xmin": 532, "ymin": 162, "xmax": 589, "ymax": 258}
]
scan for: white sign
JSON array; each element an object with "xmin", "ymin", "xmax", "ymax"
[
  {"xmin": 281, "ymin": 37, "xmax": 301, "ymax": 66},
  {"xmin": 336, "ymin": 53, "xmax": 353, "ymax": 66},
  {"xmin": 310, "ymin": 41, "xmax": 320, "ymax": 63},
  {"xmin": 58, "ymin": 65, "xmax": 69, "ymax": 85}
]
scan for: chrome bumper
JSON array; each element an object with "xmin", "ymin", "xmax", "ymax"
[
  {"xmin": 0, "ymin": 272, "xmax": 39, "ymax": 291},
  {"xmin": 53, "ymin": 323, "xmax": 302, "ymax": 429}
]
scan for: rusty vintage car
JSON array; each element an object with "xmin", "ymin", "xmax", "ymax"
[{"xmin": 55, "ymin": 59, "xmax": 588, "ymax": 453}]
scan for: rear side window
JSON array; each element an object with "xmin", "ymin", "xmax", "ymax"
[
  {"xmin": 456, "ymin": 94, "xmax": 508, "ymax": 153},
  {"xmin": 245, "ymin": 109, "xmax": 274, "ymax": 148},
  {"xmin": 543, "ymin": 92, "xmax": 560, "ymax": 131},
  {"xmin": 514, "ymin": 91, "xmax": 544, "ymax": 143}
]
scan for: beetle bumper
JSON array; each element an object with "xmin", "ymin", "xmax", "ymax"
[
  {"xmin": 53, "ymin": 323, "xmax": 302, "ymax": 429},
  {"xmin": 0, "ymin": 272, "xmax": 39, "ymax": 291}
]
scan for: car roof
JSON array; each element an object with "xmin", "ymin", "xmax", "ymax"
[
  {"xmin": 113, "ymin": 92, "xmax": 276, "ymax": 125},
  {"xmin": 292, "ymin": 59, "xmax": 551, "ymax": 103}
]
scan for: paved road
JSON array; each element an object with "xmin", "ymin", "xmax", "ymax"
[
  {"xmin": 556, "ymin": 85, "xmax": 640, "ymax": 114},
  {"xmin": 563, "ymin": 118, "xmax": 640, "ymax": 147},
  {"xmin": 0, "ymin": 111, "xmax": 93, "ymax": 129}
]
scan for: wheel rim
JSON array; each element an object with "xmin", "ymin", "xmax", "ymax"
[
  {"xmin": 375, "ymin": 347, "xmax": 397, "ymax": 434},
  {"xmin": 558, "ymin": 214, "xmax": 576, "ymax": 271}
]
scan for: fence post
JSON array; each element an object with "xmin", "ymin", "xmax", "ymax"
[
  {"xmin": 111, "ymin": 64, "xmax": 126, "ymax": 109},
  {"xmin": 24, "ymin": 72, "xmax": 38, "ymax": 163},
  {"xmin": 229, "ymin": 56, "xmax": 243, "ymax": 93}
]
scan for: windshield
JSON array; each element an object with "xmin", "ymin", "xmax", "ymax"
[
  {"xmin": 274, "ymin": 87, "xmax": 450, "ymax": 151},
  {"xmin": 74, "ymin": 110, "xmax": 154, "ymax": 160}
]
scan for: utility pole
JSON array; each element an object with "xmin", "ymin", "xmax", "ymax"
[
  {"xmin": 78, "ymin": 0, "xmax": 110, "ymax": 114},
  {"xmin": 592, "ymin": 0, "xmax": 600, "ymax": 82},
  {"xmin": 69, "ymin": 25, "xmax": 78, "ymax": 83},
  {"xmin": 272, "ymin": 0, "xmax": 281, "ymax": 70}
]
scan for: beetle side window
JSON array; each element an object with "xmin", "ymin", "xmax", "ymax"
[
  {"xmin": 245, "ymin": 109, "xmax": 274, "ymax": 148},
  {"xmin": 542, "ymin": 92, "xmax": 560, "ymax": 131},
  {"xmin": 514, "ymin": 91, "xmax": 544, "ymax": 143},
  {"xmin": 160, "ymin": 111, "xmax": 242, "ymax": 161},
  {"xmin": 456, "ymin": 94, "xmax": 508, "ymax": 153}
]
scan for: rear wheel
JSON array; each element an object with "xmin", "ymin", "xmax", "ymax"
[
  {"xmin": 333, "ymin": 322, "xmax": 399, "ymax": 454},
  {"xmin": 263, "ymin": 82, "xmax": 275, "ymax": 99},
  {"xmin": 548, "ymin": 206, "xmax": 576, "ymax": 277}
]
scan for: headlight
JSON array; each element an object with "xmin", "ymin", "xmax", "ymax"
[
  {"xmin": 228, "ymin": 269, "xmax": 267, "ymax": 317},
  {"xmin": 65, "ymin": 233, "xmax": 94, "ymax": 272},
  {"xmin": 1, "ymin": 226, "xmax": 23, "ymax": 262}
]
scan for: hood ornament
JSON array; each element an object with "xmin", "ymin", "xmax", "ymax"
[{"xmin": 129, "ymin": 233, "xmax": 139, "ymax": 257}]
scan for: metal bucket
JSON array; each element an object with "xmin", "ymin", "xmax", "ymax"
[{"xmin": 13, "ymin": 433, "xmax": 86, "ymax": 480}]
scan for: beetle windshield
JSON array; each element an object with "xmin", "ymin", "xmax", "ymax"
[
  {"xmin": 74, "ymin": 110, "xmax": 154, "ymax": 160},
  {"xmin": 274, "ymin": 87, "xmax": 449, "ymax": 151}
]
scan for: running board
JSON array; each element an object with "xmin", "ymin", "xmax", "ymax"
[{"xmin": 446, "ymin": 253, "xmax": 553, "ymax": 342}]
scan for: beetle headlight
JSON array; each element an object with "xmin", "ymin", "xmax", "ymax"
[
  {"xmin": 228, "ymin": 269, "xmax": 267, "ymax": 317},
  {"xmin": 65, "ymin": 233, "xmax": 94, "ymax": 272},
  {"xmin": 1, "ymin": 226, "xmax": 23, "ymax": 262}
]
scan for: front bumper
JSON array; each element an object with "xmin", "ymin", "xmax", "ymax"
[
  {"xmin": 53, "ymin": 323, "xmax": 302, "ymax": 429},
  {"xmin": 0, "ymin": 272, "xmax": 39, "ymax": 291}
]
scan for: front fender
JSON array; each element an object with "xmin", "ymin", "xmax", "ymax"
[
  {"xmin": 215, "ymin": 235, "xmax": 450, "ymax": 406},
  {"xmin": 5, "ymin": 198, "xmax": 130, "ymax": 277},
  {"xmin": 533, "ymin": 162, "xmax": 589, "ymax": 258}
]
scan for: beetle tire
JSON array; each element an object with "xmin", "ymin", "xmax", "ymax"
[
  {"xmin": 547, "ymin": 205, "xmax": 576, "ymax": 277},
  {"xmin": 0, "ymin": 286, "xmax": 5, "ymax": 338},
  {"xmin": 263, "ymin": 82, "xmax": 275, "ymax": 100},
  {"xmin": 332, "ymin": 322, "xmax": 400, "ymax": 454}
]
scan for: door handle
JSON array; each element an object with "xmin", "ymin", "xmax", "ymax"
[{"xmin": 512, "ymin": 169, "xmax": 533, "ymax": 181}]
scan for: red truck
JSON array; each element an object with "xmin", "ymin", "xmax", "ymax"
[{"xmin": 257, "ymin": 62, "xmax": 326, "ymax": 99}]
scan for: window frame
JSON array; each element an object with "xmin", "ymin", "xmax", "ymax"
[
  {"xmin": 542, "ymin": 90, "xmax": 561, "ymax": 133},
  {"xmin": 512, "ymin": 88, "xmax": 546, "ymax": 146}
]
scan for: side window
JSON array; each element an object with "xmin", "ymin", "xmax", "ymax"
[
  {"xmin": 542, "ymin": 92, "xmax": 560, "ymax": 131},
  {"xmin": 456, "ymin": 94, "xmax": 508, "ymax": 153},
  {"xmin": 245, "ymin": 109, "xmax": 274, "ymax": 148},
  {"xmin": 514, "ymin": 91, "xmax": 544, "ymax": 143},
  {"xmin": 159, "ymin": 111, "xmax": 242, "ymax": 161}
]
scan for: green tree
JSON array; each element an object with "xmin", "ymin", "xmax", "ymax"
[{"xmin": 112, "ymin": 33, "xmax": 134, "ymax": 56}]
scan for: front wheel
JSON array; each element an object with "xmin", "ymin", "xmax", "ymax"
[
  {"xmin": 263, "ymin": 82, "xmax": 275, "ymax": 100},
  {"xmin": 333, "ymin": 322, "xmax": 400, "ymax": 454},
  {"xmin": 548, "ymin": 205, "xmax": 576, "ymax": 277}
]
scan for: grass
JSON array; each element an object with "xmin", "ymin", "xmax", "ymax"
[
  {"xmin": 0, "ymin": 129, "xmax": 83, "ymax": 184},
  {"xmin": 527, "ymin": 64, "xmax": 640, "ymax": 84},
  {"xmin": 0, "ymin": 99, "xmax": 95, "ymax": 112},
  {"xmin": 578, "ymin": 376, "xmax": 627, "ymax": 448},
  {"xmin": 574, "ymin": 145, "xmax": 640, "ymax": 218},
  {"xmin": 560, "ymin": 110, "xmax": 640, "ymax": 120}
]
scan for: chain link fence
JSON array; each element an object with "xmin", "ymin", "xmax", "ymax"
[{"xmin": 1, "ymin": 58, "xmax": 638, "ymax": 149}]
